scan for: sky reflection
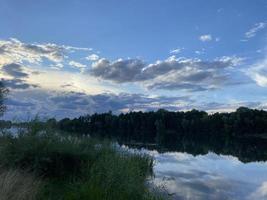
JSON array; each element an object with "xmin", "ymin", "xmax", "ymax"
[{"xmin": 151, "ymin": 151, "xmax": 267, "ymax": 200}]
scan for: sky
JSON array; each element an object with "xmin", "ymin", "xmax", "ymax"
[{"xmin": 0, "ymin": 0, "xmax": 267, "ymax": 120}]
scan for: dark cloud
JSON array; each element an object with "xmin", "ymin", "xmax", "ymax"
[
  {"xmin": 61, "ymin": 83, "xmax": 73, "ymax": 88},
  {"xmin": 90, "ymin": 57, "xmax": 239, "ymax": 91},
  {"xmin": 2, "ymin": 63, "xmax": 29, "ymax": 78},
  {"xmin": 2, "ymin": 87, "xmax": 265, "ymax": 121},
  {"xmin": 23, "ymin": 43, "xmax": 64, "ymax": 57},
  {"xmin": 2, "ymin": 89, "xmax": 192, "ymax": 120},
  {"xmin": 5, "ymin": 99, "xmax": 34, "ymax": 107},
  {"xmin": 147, "ymin": 82, "xmax": 210, "ymax": 91},
  {"xmin": 50, "ymin": 92, "xmax": 91, "ymax": 110},
  {"xmin": 49, "ymin": 92, "xmax": 191, "ymax": 113},
  {"xmin": 2, "ymin": 78, "xmax": 38, "ymax": 90},
  {"xmin": 1, "ymin": 63, "xmax": 39, "ymax": 90},
  {"xmin": 91, "ymin": 58, "xmax": 146, "ymax": 83}
]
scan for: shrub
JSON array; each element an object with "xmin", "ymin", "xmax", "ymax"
[{"xmin": 0, "ymin": 132, "xmax": 97, "ymax": 179}]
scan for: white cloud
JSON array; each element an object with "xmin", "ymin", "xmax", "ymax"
[
  {"xmin": 245, "ymin": 22, "xmax": 266, "ymax": 39},
  {"xmin": 216, "ymin": 56, "xmax": 245, "ymax": 66},
  {"xmin": 248, "ymin": 57, "xmax": 267, "ymax": 87},
  {"xmin": 0, "ymin": 38, "xmax": 92, "ymax": 66},
  {"xmin": 199, "ymin": 34, "xmax": 212, "ymax": 42},
  {"xmin": 170, "ymin": 48, "xmax": 183, "ymax": 54},
  {"xmin": 249, "ymin": 181, "xmax": 267, "ymax": 200},
  {"xmin": 50, "ymin": 63, "xmax": 64, "ymax": 70},
  {"xmin": 195, "ymin": 48, "xmax": 205, "ymax": 55},
  {"xmin": 86, "ymin": 54, "xmax": 99, "ymax": 61},
  {"xmin": 63, "ymin": 46, "xmax": 92, "ymax": 52},
  {"xmin": 69, "ymin": 61, "xmax": 86, "ymax": 69},
  {"xmin": 0, "ymin": 38, "xmax": 64, "ymax": 65}
]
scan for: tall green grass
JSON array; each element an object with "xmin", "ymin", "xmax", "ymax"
[{"xmin": 0, "ymin": 125, "xmax": 164, "ymax": 200}]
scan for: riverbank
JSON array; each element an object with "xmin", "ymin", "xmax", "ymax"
[{"xmin": 0, "ymin": 126, "xmax": 164, "ymax": 200}]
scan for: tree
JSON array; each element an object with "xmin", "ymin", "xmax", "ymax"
[
  {"xmin": 0, "ymin": 81, "xmax": 8, "ymax": 117},
  {"xmin": 155, "ymin": 119, "xmax": 165, "ymax": 145}
]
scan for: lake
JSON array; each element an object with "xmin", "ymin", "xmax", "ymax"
[
  {"xmin": 149, "ymin": 150, "xmax": 267, "ymax": 200},
  {"xmin": 2, "ymin": 127, "xmax": 267, "ymax": 199},
  {"xmin": 121, "ymin": 142, "xmax": 267, "ymax": 200}
]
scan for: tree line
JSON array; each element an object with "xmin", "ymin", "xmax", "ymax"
[
  {"xmin": 53, "ymin": 107, "xmax": 267, "ymax": 162},
  {"xmin": 54, "ymin": 107, "xmax": 267, "ymax": 144}
]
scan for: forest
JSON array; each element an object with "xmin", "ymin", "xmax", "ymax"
[{"xmin": 56, "ymin": 107, "xmax": 267, "ymax": 144}]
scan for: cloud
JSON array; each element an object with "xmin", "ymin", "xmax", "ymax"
[
  {"xmin": 90, "ymin": 56, "xmax": 242, "ymax": 91},
  {"xmin": 1, "ymin": 78, "xmax": 38, "ymax": 90},
  {"xmin": 199, "ymin": 34, "xmax": 212, "ymax": 42},
  {"xmin": 249, "ymin": 181, "xmax": 267, "ymax": 200},
  {"xmin": 63, "ymin": 46, "xmax": 92, "ymax": 52},
  {"xmin": 0, "ymin": 38, "xmax": 64, "ymax": 65},
  {"xmin": 0, "ymin": 38, "xmax": 245, "ymax": 93},
  {"xmin": 2, "ymin": 87, "xmax": 266, "ymax": 120},
  {"xmin": 1, "ymin": 63, "xmax": 29, "ymax": 78},
  {"xmin": 0, "ymin": 62, "xmax": 39, "ymax": 90},
  {"xmin": 247, "ymin": 56, "xmax": 267, "ymax": 87},
  {"xmin": 195, "ymin": 49, "xmax": 205, "ymax": 55},
  {"xmin": 90, "ymin": 93, "xmax": 192, "ymax": 113},
  {"xmin": 144, "ymin": 69, "xmax": 226, "ymax": 92},
  {"xmin": 50, "ymin": 63, "xmax": 64, "ymax": 70},
  {"xmin": 245, "ymin": 22, "xmax": 266, "ymax": 39},
  {"xmin": 5, "ymin": 99, "xmax": 34, "ymax": 107},
  {"xmin": 2, "ymin": 89, "xmax": 192, "ymax": 120},
  {"xmin": 0, "ymin": 38, "xmax": 92, "ymax": 66},
  {"xmin": 69, "ymin": 61, "xmax": 86, "ymax": 69},
  {"xmin": 197, "ymin": 101, "xmax": 261, "ymax": 113},
  {"xmin": 91, "ymin": 58, "xmax": 146, "ymax": 83},
  {"xmin": 215, "ymin": 56, "xmax": 245, "ymax": 66},
  {"xmin": 170, "ymin": 48, "xmax": 183, "ymax": 54},
  {"xmin": 86, "ymin": 54, "xmax": 99, "ymax": 61}
]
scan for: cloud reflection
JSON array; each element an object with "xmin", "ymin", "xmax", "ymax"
[{"xmin": 150, "ymin": 151, "xmax": 267, "ymax": 200}]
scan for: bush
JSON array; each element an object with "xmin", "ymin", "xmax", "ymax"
[{"xmin": 0, "ymin": 131, "xmax": 97, "ymax": 179}]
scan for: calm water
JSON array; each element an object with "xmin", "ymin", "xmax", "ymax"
[
  {"xmin": 2, "ymin": 127, "xmax": 267, "ymax": 199},
  {"xmin": 149, "ymin": 150, "xmax": 267, "ymax": 200}
]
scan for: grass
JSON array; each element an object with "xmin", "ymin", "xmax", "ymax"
[
  {"xmin": 0, "ymin": 125, "xmax": 164, "ymax": 200},
  {"xmin": 0, "ymin": 168, "xmax": 41, "ymax": 200}
]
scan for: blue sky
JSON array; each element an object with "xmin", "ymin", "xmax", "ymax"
[{"xmin": 0, "ymin": 0, "xmax": 267, "ymax": 119}]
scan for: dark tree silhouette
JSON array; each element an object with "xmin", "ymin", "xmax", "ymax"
[
  {"xmin": 0, "ymin": 81, "xmax": 8, "ymax": 116},
  {"xmin": 55, "ymin": 107, "xmax": 267, "ymax": 142}
]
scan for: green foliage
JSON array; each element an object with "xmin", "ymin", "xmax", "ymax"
[
  {"xmin": 64, "ymin": 150, "xmax": 156, "ymax": 200},
  {"xmin": 0, "ymin": 125, "xmax": 163, "ymax": 200}
]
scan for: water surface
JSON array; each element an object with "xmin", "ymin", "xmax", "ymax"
[{"xmin": 150, "ymin": 151, "xmax": 267, "ymax": 200}]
